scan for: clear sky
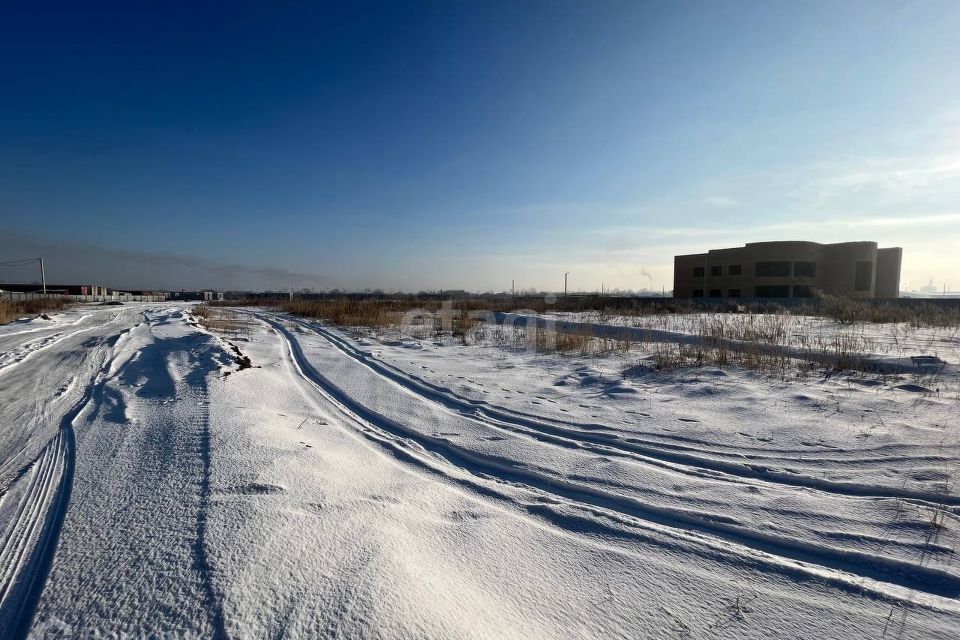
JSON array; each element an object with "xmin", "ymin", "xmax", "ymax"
[{"xmin": 2, "ymin": 0, "xmax": 960, "ymax": 292}]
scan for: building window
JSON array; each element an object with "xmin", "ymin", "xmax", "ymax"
[
  {"xmin": 854, "ymin": 261, "xmax": 873, "ymax": 291},
  {"xmin": 728, "ymin": 289, "xmax": 741, "ymax": 298},
  {"xmin": 755, "ymin": 261, "xmax": 791, "ymax": 277},
  {"xmin": 693, "ymin": 266, "xmax": 705, "ymax": 277},
  {"xmin": 755, "ymin": 285, "xmax": 790, "ymax": 298},
  {"xmin": 794, "ymin": 261, "xmax": 816, "ymax": 277},
  {"xmin": 710, "ymin": 265, "xmax": 722, "ymax": 276},
  {"xmin": 728, "ymin": 264, "xmax": 742, "ymax": 276},
  {"xmin": 692, "ymin": 289, "xmax": 704, "ymax": 298},
  {"xmin": 709, "ymin": 289, "xmax": 722, "ymax": 297},
  {"xmin": 792, "ymin": 285, "xmax": 815, "ymax": 298}
]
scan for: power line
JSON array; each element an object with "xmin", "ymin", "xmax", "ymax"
[
  {"xmin": 0, "ymin": 257, "xmax": 46, "ymax": 293},
  {"xmin": 0, "ymin": 257, "xmax": 42, "ymax": 267}
]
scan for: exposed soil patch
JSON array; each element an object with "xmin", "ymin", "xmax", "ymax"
[{"xmin": 224, "ymin": 340, "xmax": 254, "ymax": 372}]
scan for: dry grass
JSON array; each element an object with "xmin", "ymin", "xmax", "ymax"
[
  {"xmin": 637, "ymin": 319, "xmax": 877, "ymax": 377},
  {"xmin": 221, "ymin": 292, "xmax": 960, "ymax": 330},
  {"xmin": 573, "ymin": 296, "xmax": 960, "ymax": 331},
  {"xmin": 0, "ymin": 297, "xmax": 69, "ymax": 325},
  {"xmin": 274, "ymin": 298, "xmax": 504, "ymax": 343},
  {"xmin": 191, "ymin": 305, "xmax": 257, "ymax": 373},
  {"xmin": 473, "ymin": 314, "xmax": 949, "ymax": 387},
  {"xmin": 224, "ymin": 295, "xmax": 954, "ymax": 383},
  {"xmin": 283, "ymin": 299, "xmax": 409, "ymax": 329},
  {"xmin": 530, "ymin": 325, "xmax": 632, "ymax": 357},
  {"xmin": 191, "ymin": 304, "xmax": 253, "ymax": 337},
  {"xmin": 819, "ymin": 295, "xmax": 960, "ymax": 328}
]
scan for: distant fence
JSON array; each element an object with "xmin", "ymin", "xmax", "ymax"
[
  {"xmin": 68, "ymin": 294, "xmax": 168, "ymax": 302},
  {"xmin": 1, "ymin": 292, "xmax": 67, "ymax": 302},
  {"xmin": 1, "ymin": 292, "xmax": 168, "ymax": 303}
]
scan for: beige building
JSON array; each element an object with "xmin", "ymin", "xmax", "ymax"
[{"xmin": 673, "ymin": 241, "xmax": 902, "ymax": 299}]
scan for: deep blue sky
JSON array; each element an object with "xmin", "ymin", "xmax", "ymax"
[{"xmin": 2, "ymin": 1, "xmax": 959, "ymax": 291}]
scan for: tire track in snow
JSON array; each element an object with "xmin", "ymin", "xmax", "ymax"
[
  {"xmin": 0, "ymin": 326, "xmax": 136, "ymax": 639},
  {"xmin": 262, "ymin": 314, "xmax": 960, "ymax": 606},
  {"xmin": 106, "ymin": 309, "xmax": 229, "ymax": 638},
  {"xmin": 281, "ymin": 314, "xmax": 960, "ymax": 508},
  {"xmin": 0, "ymin": 326, "xmax": 99, "ymax": 379},
  {"xmin": 23, "ymin": 316, "xmax": 231, "ymax": 639},
  {"xmin": 189, "ymin": 370, "xmax": 229, "ymax": 640},
  {"xmin": 0, "ymin": 378, "xmax": 91, "ymax": 639},
  {"xmin": 0, "ymin": 333, "xmax": 65, "ymax": 372},
  {"xmin": 284, "ymin": 315, "xmax": 945, "ymax": 465},
  {"xmin": 0, "ymin": 431, "xmax": 71, "ymax": 608},
  {"xmin": 0, "ymin": 312, "xmax": 92, "ymax": 342}
]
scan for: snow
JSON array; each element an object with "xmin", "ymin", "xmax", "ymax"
[
  {"xmin": 0, "ymin": 304, "xmax": 958, "ymax": 638},
  {"xmin": 541, "ymin": 310, "xmax": 960, "ymax": 366}
]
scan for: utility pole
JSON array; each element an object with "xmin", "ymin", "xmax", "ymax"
[
  {"xmin": 512, "ymin": 279, "xmax": 515, "ymax": 296},
  {"xmin": 564, "ymin": 272, "xmax": 569, "ymax": 297},
  {"xmin": 0, "ymin": 256, "xmax": 46, "ymax": 294}
]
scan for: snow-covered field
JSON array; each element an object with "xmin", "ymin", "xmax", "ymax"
[
  {"xmin": 543, "ymin": 310, "xmax": 960, "ymax": 365},
  {"xmin": 1, "ymin": 304, "xmax": 958, "ymax": 638}
]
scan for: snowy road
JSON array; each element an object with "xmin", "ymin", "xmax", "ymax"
[{"xmin": 0, "ymin": 305, "xmax": 958, "ymax": 638}]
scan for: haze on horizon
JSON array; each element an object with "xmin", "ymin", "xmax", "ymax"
[{"xmin": 2, "ymin": 1, "xmax": 960, "ymax": 293}]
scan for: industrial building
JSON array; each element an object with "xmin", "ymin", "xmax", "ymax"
[
  {"xmin": 673, "ymin": 241, "xmax": 902, "ymax": 299},
  {"xmin": 0, "ymin": 283, "xmax": 108, "ymax": 296}
]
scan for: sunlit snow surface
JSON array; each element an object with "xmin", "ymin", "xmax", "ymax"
[{"xmin": 1, "ymin": 304, "xmax": 957, "ymax": 638}]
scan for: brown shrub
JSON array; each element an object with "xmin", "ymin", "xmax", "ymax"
[{"xmin": 0, "ymin": 297, "xmax": 68, "ymax": 325}]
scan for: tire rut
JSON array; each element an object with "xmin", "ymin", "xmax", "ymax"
[
  {"xmin": 282, "ymin": 314, "xmax": 959, "ymax": 508},
  {"xmin": 263, "ymin": 314, "xmax": 960, "ymax": 606}
]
